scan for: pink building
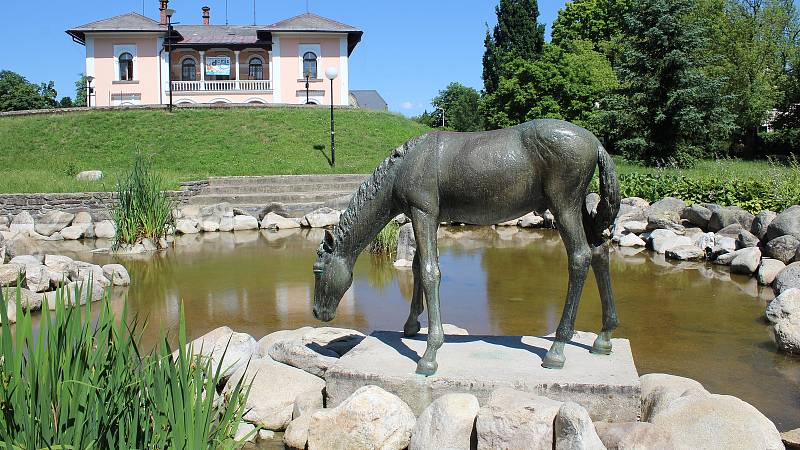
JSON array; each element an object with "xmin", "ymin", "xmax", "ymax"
[{"xmin": 66, "ymin": 1, "xmax": 362, "ymax": 107}]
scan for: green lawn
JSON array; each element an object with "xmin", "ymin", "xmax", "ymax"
[{"xmin": 0, "ymin": 107, "xmax": 430, "ymax": 193}]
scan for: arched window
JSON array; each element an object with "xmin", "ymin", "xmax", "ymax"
[
  {"xmin": 181, "ymin": 58, "xmax": 197, "ymax": 81},
  {"xmin": 248, "ymin": 57, "xmax": 264, "ymax": 80},
  {"xmin": 119, "ymin": 52, "xmax": 134, "ymax": 81},
  {"xmin": 303, "ymin": 52, "xmax": 317, "ymax": 79}
]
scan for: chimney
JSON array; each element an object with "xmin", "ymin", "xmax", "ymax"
[
  {"xmin": 202, "ymin": 6, "xmax": 211, "ymax": 25},
  {"xmin": 159, "ymin": 0, "xmax": 169, "ymax": 25}
]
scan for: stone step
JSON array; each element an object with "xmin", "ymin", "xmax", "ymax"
[
  {"xmin": 207, "ymin": 174, "xmax": 368, "ymax": 188},
  {"xmin": 201, "ymin": 181, "xmax": 363, "ymax": 195},
  {"xmin": 187, "ymin": 191, "xmax": 351, "ymax": 206}
]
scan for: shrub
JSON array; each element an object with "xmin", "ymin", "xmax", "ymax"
[
  {"xmin": 0, "ymin": 285, "xmax": 253, "ymax": 449},
  {"xmin": 369, "ymin": 220, "xmax": 400, "ymax": 255},
  {"xmin": 113, "ymin": 152, "xmax": 175, "ymax": 247}
]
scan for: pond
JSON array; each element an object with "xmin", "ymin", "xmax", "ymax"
[{"xmin": 35, "ymin": 226, "xmax": 800, "ymax": 431}]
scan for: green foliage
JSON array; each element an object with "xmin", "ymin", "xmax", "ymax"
[
  {"xmin": 59, "ymin": 96, "xmax": 73, "ymax": 108},
  {"xmin": 481, "ymin": 41, "xmax": 618, "ymax": 131},
  {"xmin": 0, "ymin": 286, "xmax": 253, "ymax": 449},
  {"xmin": 604, "ymin": 0, "xmax": 735, "ymax": 166},
  {"xmin": 369, "ymin": 220, "xmax": 400, "ymax": 255},
  {"xmin": 113, "ymin": 152, "xmax": 175, "ymax": 246},
  {"xmin": 758, "ymin": 129, "xmax": 800, "ymax": 155},
  {"xmin": 551, "ymin": 0, "xmax": 632, "ymax": 59},
  {"xmin": 74, "ymin": 74, "xmax": 88, "ymax": 107},
  {"xmin": 430, "ymin": 83, "xmax": 483, "ymax": 132},
  {"xmin": 0, "ymin": 70, "xmax": 58, "ymax": 112}
]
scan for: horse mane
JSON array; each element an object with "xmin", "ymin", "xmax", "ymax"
[{"xmin": 334, "ymin": 135, "xmax": 423, "ymax": 246}]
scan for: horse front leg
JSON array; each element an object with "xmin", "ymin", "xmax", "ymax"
[
  {"xmin": 409, "ymin": 208, "xmax": 442, "ymax": 376},
  {"xmin": 591, "ymin": 240, "xmax": 619, "ymax": 354},
  {"xmin": 403, "ymin": 251, "xmax": 424, "ymax": 337},
  {"xmin": 542, "ymin": 209, "xmax": 592, "ymax": 369}
]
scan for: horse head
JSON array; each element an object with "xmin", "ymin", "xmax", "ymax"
[{"xmin": 312, "ymin": 229, "xmax": 353, "ymax": 322}]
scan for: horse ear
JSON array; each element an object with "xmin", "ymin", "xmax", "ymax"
[{"xmin": 323, "ymin": 230, "xmax": 336, "ymax": 252}]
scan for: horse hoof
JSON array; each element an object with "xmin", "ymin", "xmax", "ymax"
[
  {"xmin": 541, "ymin": 354, "xmax": 565, "ymax": 370},
  {"xmin": 591, "ymin": 332, "xmax": 613, "ymax": 355},
  {"xmin": 415, "ymin": 359, "xmax": 438, "ymax": 376},
  {"xmin": 404, "ymin": 321, "xmax": 421, "ymax": 337}
]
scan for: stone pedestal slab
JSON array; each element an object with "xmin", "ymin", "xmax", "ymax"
[{"xmin": 325, "ymin": 330, "xmax": 640, "ymax": 422}]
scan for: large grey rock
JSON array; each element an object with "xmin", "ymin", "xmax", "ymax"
[
  {"xmin": 44, "ymin": 255, "xmax": 73, "ymax": 272},
  {"xmin": 219, "ymin": 216, "xmax": 234, "ymax": 232},
  {"xmin": 682, "ymin": 204, "xmax": 712, "ymax": 229},
  {"xmin": 646, "ymin": 198, "xmax": 686, "ymax": 233},
  {"xmin": 766, "ymin": 205, "xmax": 800, "ymax": 241},
  {"xmin": 300, "ymin": 327, "xmax": 366, "ymax": 356},
  {"xmin": 257, "ymin": 327, "xmax": 314, "ymax": 358},
  {"xmin": 649, "ymin": 392, "xmax": 783, "ymax": 450},
  {"xmin": 731, "ymin": 247, "xmax": 762, "ymax": 275},
  {"xmin": 234, "ymin": 422, "xmax": 257, "ymax": 443},
  {"xmin": 766, "ymin": 235, "xmax": 800, "ymax": 264},
  {"xmin": 72, "ymin": 211, "xmax": 93, "ymax": 225},
  {"xmin": 307, "ymin": 385, "xmax": 415, "ymax": 450},
  {"xmin": 765, "ymin": 288, "xmax": 800, "ymax": 354},
  {"xmin": 67, "ymin": 262, "xmax": 110, "ymax": 287},
  {"xmin": 640, "ymin": 373, "xmax": 707, "ymax": 422},
  {"xmin": 665, "ymin": 245, "xmax": 705, "ymax": 261},
  {"xmin": 651, "ymin": 235, "xmax": 692, "ymax": 254},
  {"xmin": 752, "ymin": 210, "xmax": 778, "ymax": 241},
  {"xmin": 302, "ymin": 207, "xmax": 341, "ymax": 228},
  {"xmin": 200, "ymin": 202, "xmax": 233, "ymax": 218},
  {"xmin": 10, "ymin": 212, "xmax": 34, "ymax": 234},
  {"xmin": 555, "ymin": 401, "xmax": 606, "ymax": 450},
  {"xmin": 782, "ymin": 428, "xmax": 800, "ymax": 450},
  {"xmin": 225, "ymin": 358, "xmax": 325, "ymax": 431},
  {"xmin": 44, "ymin": 281, "xmax": 104, "ymax": 309},
  {"xmin": 199, "ymin": 218, "xmax": 220, "ymax": 232},
  {"xmin": 0, "ymin": 216, "xmax": 8, "ymax": 232},
  {"xmin": 396, "ymin": 223, "xmax": 416, "ymax": 264},
  {"xmin": 175, "ymin": 219, "xmax": 200, "ymax": 235},
  {"xmin": 34, "ymin": 211, "xmax": 74, "ymax": 237},
  {"xmin": 709, "ymin": 206, "xmax": 755, "ymax": 232},
  {"xmin": 233, "ymin": 215, "xmax": 259, "ymax": 231},
  {"xmin": 15, "ymin": 288, "xmax": 43, "ymax": 311},
  {"xmin": 594, "ymin": 422, "xmax": 676, "ymax": 450},
  {"xmin": 293, "ymin": 388, "xmax": 324, "ymax": 420},
  {"xmin": 618, "ymin": 233, "xmax": 646, "ymax": 248},
  {"xmin": 268, "ymin": 338, "xmax": 339, "ymax": 377},
  {"xmin": 76, "ymin": 170, "xmax": 103, "ymax": 181},
  {"xmin": 261, "ymin": 212, "xmax": 301, "ymax": 230},
  {"xmin": 1, "ymin": 296, "xmax": 16, "ymax": 324},
  {"xmin": 93, "ymin": 220, "xmax": 116, "ymax": 239},
  {"xmin": 410, "ymin": 393, "xmax": 479, "ymax": 450},
  {"xmin": 0, "ymin": 264, "xmax": 25, "ymax": 287},
  {"xmin": 757, "ymin": 259, "xmax": 785, "ymax": 285},
  {"xmin": 102, "ymin": 264, "xmax": 130, "ymax": 286},
  {"xmin": 60, "ymin": 225, "xmax": 86, "ymax": 240},
  {"xmin": 712, "ymin": 235, "xmax": 737, "ymax": 257},
  {"xmin": 622, "ymin": 221, "xmax": 647, "ymax": 234},
  {"xmin": 519, "ymin": 212, "xmax": 544, "ymax": 228},
  {"xmin": 285, "ymin": 409, "xmax": 320, "ymax": 449},
  {"xmin": 182, "ymin": 326, "xmax": 257, "ymax": 379},
  {"xmin": 9, "ymin": 255, "xmax": 42, "ymax": 265},
  {"xmin": 737, "ymin": 229, "xmax": 760, "ymax": 248},
  {"xmin": 694, "ymin": 232, "xmax": 716, "ymax": 252},
  {"xmin": 24, "ymin": 264, "xmax": 51, "ymax": 293},
  {"xmin": 476, "ymin": 388, "xmax": 562, "ymax": 450},
  {"xmin": 716, "ymin": 223, "xmax": 744, "ymax": 239}
]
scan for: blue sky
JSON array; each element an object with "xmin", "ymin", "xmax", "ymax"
[{"xmin": 0, "ymin": 0, "xmax": 567, "ymax": 116}]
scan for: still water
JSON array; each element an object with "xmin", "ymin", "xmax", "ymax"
[{"xmin": 38, "ymin": 226, "xmax": 800, "ymax": 430}]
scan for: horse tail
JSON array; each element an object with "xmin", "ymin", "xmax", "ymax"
[{"xmin": 588, "ymin": 144, "xmax": 621, "ymax": 244}]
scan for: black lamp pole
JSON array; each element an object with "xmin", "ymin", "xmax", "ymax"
[
  {"xmin": 86, "ymin": 76, "xmax": 94, "ymax": 108},
  {"xmin": 329, "ymin": 77, "xmax": 335, "ymax": 167},
  {"xmin": 166, "ymin": 9, "xmax": 175, "ymax": 112},
  {"xmin": 306, "ymin": 74, "xmax": 310, "ymax": 104}
]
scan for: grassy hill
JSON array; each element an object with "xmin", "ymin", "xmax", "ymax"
[{"xmin": 0, "ymin": 107, "xmax": 431, "ymax": 193}]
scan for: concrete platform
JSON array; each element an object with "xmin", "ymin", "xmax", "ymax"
[{"xmin": 325, "ymin": 330, "xmax": 641, "ymax": 422}]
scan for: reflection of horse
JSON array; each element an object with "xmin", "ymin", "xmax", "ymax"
[{"xmin": 312, "ymin": 119, "xmax": 621, "ymax": 375}]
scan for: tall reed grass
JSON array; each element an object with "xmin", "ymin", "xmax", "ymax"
[
  {"xmin": 113, "ymin": 152, "xmax": 175, "ymax": 247},
  {"xmin": 369, "ymin": 220, "xmax": 400, "ymax": 255},
  {"xmin": 0, "ymin": 285, "xmax": 254, "ymax": 448}
]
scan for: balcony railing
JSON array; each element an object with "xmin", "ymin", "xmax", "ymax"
[{"xmin": 171, "ymin": 80, "xmax": 273, "ymax": 92}]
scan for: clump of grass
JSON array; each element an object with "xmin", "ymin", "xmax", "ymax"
[
  {"xmin": 369, "ymin": 220, "xmax": 400, "ymax": 255},
  {"xmin": 0, "ymin": 285, "xmax": 254, "ymax": 448},
  {"xmin": 113, "ymin": 151, "xmax": 175, "ymax": 247}
]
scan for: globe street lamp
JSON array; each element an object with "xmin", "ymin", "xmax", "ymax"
[
  {"xmin": 85, "ymin": 76, "xmax": 94, "ymax": 108},
  {"xmin": 325, "ymin": 67, "xmax": 339, "ymax": 167},
  {"xmin": 165, "ymin": 8, "xmax": 176, "ymax": 112}
]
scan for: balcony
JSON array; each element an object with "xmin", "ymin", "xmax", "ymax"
[{"xmin": 171, "ymin": 80, "xmax": 273, "ymax": 92}]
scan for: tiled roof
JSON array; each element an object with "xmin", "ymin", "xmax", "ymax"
[
  {"xmin": 67, "ymin": 12, "xmax": 164, "ymax": 42},
  {"xmin": 350, "ymin": 90, "xmax": 388, "ymax": 111},
  {"xmin": 264, "ymin": 12, "xmax": 360, "ymax": 33},
  {"xmin": 174, "ymin": 25, "xmax": 262, "ymax": 45}
]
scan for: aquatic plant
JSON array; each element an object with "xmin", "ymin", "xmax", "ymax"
[
  {"xmin": 369, "ymin": 220, "xmax": 400, "ymax": 255},
  {"xmin": 0, "ymin": 285, "xmax": 253, "ymax": 449},
  {"xmin": 113, "ymin": 151, "xmax": 175, "ymax": 247}
]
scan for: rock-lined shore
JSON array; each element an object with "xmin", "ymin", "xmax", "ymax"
[{"xmin": 184, "ymin": 324, "xmax": 793, "ymax": 450}]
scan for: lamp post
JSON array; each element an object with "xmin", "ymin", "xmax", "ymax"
[
  {"xmin": 85, "ymin": 76, "xmax": 94, "ymax": 108},
  {"xmin": 305, "ymin": 73, "xmax": 311, "ymax": 104},
  {"xmin": 165, "ymin": 8, "xmax": 176, "ymax": 112},
  {"xmin": 325, "ymin": 67, "xmax": 338, "ymax": 167}
]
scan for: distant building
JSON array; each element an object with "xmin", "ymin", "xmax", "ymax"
[
  {"xmin": 66, "ymin": 0, "xmax": 362, "ymax": 107},
  {"xmin": 349, "ymin": 90, "xmax": 388, "ymax": 111}
]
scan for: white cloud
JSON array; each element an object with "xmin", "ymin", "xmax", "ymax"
[{"xmin": 400, "ymin": 101, "xmax": 416, "ymax": 110}]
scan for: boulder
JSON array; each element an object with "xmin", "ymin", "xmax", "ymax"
[
  {"xmin": 285, "ymin": 409, "xmax": 319, "ymax": 449},
  {"xmin": 67, "ymin": 262, "xmax": 110, "ymax": 287},
  {"xmin": 175, "ymin": 219, "xmax": 200, "ymax": 235},
  {"xmin": 766, "ymin": 204, "xmax": 800, "ymax": 241},
  {"xmin": 651, "ymin": 234, "xmax": 692, "ymax": 254},
  {"xmin": 258, "ymin": 429, "xmax": 276, "ymax": 442},
  {"xmin": 257, "ymin": 327, "xmax": 314, "ymax": 358},
  {"xmin": 76, "ymin": 170, "xmax": 103, "ymax": 181},
  {"xmin": 716, "ymin": 223, "xmax": 744, "ymax": 239},
  {"xmin": 44, "ymin": 281, "xmax": 104, "ymax": 309},
  {"xmin": 622, "ymin": 221, "xmax": 647, "ymax": 234},
  {"xmin": 1, "ymin": 297, "xmax": 16, "ymax": 324},
  {"xmin": 646, "ymin": 197, "xmax": 686, "ymax": 233},
  {"xmin": 757, "ymin": 259, "xmax": 785, "ymax": 286},
  {"xmin": 233, "ymin": 215, "xmax": 259, "ymax": 231},
  {"xmin": 730, "ymin": 247, "xmax": 762, "ymax": 275},
  {"xmin": 15, "ymin": 288, "xmax": 43, "ymax": 311},
  {"xmin": 765, "ymin": 288, "xmax": 800, "ymax": 354},
  {"xmin": 519, "ymin": 212, "xmax": 544, "ymax": 228},
  {"xmin": 709, "ymin": 206, "xmax": 755, "ymax": 232},
  {"xmin": 299, "ymin": 327, "xmax": 366, "ymax": 356},
  {"xmin": 766, "ymin": 235, "xmax": 799, "ymax": 264},
  {"xmin": 782, "ymin": 428, "xmax": 800, "ymax": 450},
  {"xmin": 261, "ymin": 212, "xmax": 301, "ymax": 230},
  {"xmin": 737, "ymin": 230, "xmax": 760, "ymax": 248},
  {"xmin": 94, "ymin": 220, "xmax": 116, "ymax": 239},
  {"xmin": 182, "ymin": 326, "xmax": 257, "ymax": 379},
  {"xmin": 302, "ymin": 207, "xmax": 341, "ymax": 228},
  {"xmin": 410, "ymin": 393, "xmax": 480, "ymax": 450},
  {"xmin": 267, "ymin": 338, "xmax": 339, "ymax": 377},
  {"xmin": 640, "ymin": 373, "xmax": 707, "ymax": 422},
  {"xmin": 234, "ymin": 422, "xmax": 257, "ymax": 443},
  {"xmin": 102, "ymin": 264, "xmax": 131, "ymax": 286},
  {"xmin": 225, "ymin": 358, "xmax": 325, "ymax": 431},
  {"xmin": 649, "ymin": 392, "xmax": 783, "ymax": 450},
  {"xmin": 618, "ymin": 233, "xmax": 646, "ymax": 248},
  {"xmin": 24, "ymin": 264, "xmax": 51, "ymax": 293},
  {"xmin": 594, "ymin": 422, "xmax": 675, "ymax": 450},
  {"xmin": 10, "ymin": 255, "xmax": 42, "ymax": 265},
  {"xmin": 0, "ymin": 216, "xmax": 8, "ymax": 232},
  {"xmin": 0, "ymin": 264, "xmax": 25, "ymax": 287},
  {"xmin": 293, "ymin": 388, "xmax": 325, "ymax": 420},
  {"xmin": 307, "ymin": 385, "xmax": 415, "ymax": 450},
  {"xmin": 555, "ymin": 402, "xmax": 606, "ymax": 450},
  {"xmin": 199, "ymin": 218, "xmax": 220, "ymax": 233},
  {"xmin": 712, "ymin": 235, "xmax": 737, "ymax": 257},
  {"xmin": 60, "ymin": 225, "xmax": 86, "ymax": 240},
  {"xmin": 586, "ymin": 193, "xmax": 601, "ymax": 215},
  {"xmin": 200, "ymin": 203, "xmax": 234, "ymax": 218},
  {"xmin": 420, "ymin": 323, "xmax": 470, "ymax": 336},
  {"xmin": 72, "ymin": 211, "xmax": 93, "ymax": 225},
  {"xmin": 219, "ymin": 216, "xmax": 234, "ymax": 232},
  {"xmin": 665, "ymin": 245, "xmax": 705, "ymax": 261},
  {"xmin": 476, "ymin": 388, "xmax": 562, "ymax": 450},
  {"xmin": 681, "ymin": 204, "xmax": 712, "ymax": 229},
  {"xmin": 10, "ymin": 212, "xmax": 34, "ymax": 234},
  {"xmin": 396, "ymin": 223, "xmax": 416, "ymax": 264},
  {"xmin": 44, "ymin": 255, "xmax": 73, "ymax": 272},
  {"xmin": 751, "ymin": 210, "xmax": 778, "ymax": 241},
  {"xmin": 34, "ymin": 211, "xmax": 74, "ymax": 237},
  {"xmin": 694, "ymin": 232, "xmax": 716, "ymax": 252}
]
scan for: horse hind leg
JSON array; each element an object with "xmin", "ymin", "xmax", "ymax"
[
  {"xmin": 590, "ymin": 240, "xmax": 619, "ymax": 355},
  {"xmin": 403, "ymin": 251, "xmax": 424, "ymax": 337}
]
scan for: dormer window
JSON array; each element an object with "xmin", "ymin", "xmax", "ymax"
[
  {"xmin": 119, "ymin": 52, "xmax": 134, "ymax": 81},
  {"xmin": 303, "ymin": 52, "xmax": 317, "ymax": 79}
]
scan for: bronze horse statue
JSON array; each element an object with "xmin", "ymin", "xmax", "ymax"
[{"xmin": 312, "ymin": 119, "xmax": 621, "ymax": 376}]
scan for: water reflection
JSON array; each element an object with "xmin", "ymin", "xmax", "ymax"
[{"xmin": 30, "ymin": 226, "xmax": 800, "ymax": 430}]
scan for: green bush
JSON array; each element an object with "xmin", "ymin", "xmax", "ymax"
[
  {"xmin": 369, "ymin": 221, "xmax": 400, "ymax": 255},
  {"xmin": 113, "ymin": 152, "xmax": 175, "ymax": 247},
  {"xmin": 758, "ymin": 129, "xmax": 800, "ymax": 156},
  {"xmin": 0, "ymin": 285, "xmax": 254, "ymax": 449}
]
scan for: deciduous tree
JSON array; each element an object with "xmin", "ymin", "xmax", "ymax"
[{"xmin": 430, "ymin": 83, "xmax": 483, "ymax": 132}]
